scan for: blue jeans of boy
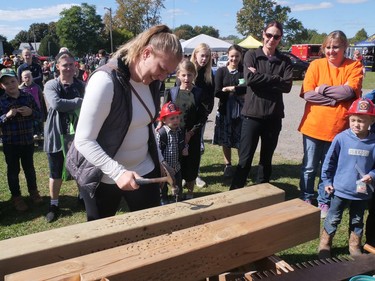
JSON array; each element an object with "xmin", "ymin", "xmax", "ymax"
[
  {"xmin": 299, "ymin": 135, "xmax": 331, "ymax": 205},
  {"xmin": 324, "ymin": 195, "xmax": 367, "ymax": 237}
]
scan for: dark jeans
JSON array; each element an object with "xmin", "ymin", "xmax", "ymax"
[
  {"xmin": 3, "ymin": 143, "xmax": 37, "ymax": 197},
  {"xmin": 80, "ymin": 168, "xmax": 161, "ymax": 221},
  {"xmin": 366, "ymin": 194, "xmax": 375, "ymax": 246},
  {"xmin": 230, "ymin": 116, "xmax": 282, "ymax": 190}
]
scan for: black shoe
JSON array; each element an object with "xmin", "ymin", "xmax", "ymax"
[{"xmin": 46, "ymin": 205, "xmax": 59, "ymax": 223}]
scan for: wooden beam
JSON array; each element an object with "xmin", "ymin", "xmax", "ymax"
[
  {"xmin": 5, "ymin": 199, "xmax": 320, "ymax": 281},
  {"xmin": 0, "ymin": 183, "xmax": 284, "ymax": 279}
]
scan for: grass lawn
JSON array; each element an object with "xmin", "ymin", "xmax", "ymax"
[
  {"xmin": 1, "ymin": 71, "xmax": 374, "ymax": 267},
  {"xmin": 0, "ymin": 142, "xmax": 365, "ymax": 265}
]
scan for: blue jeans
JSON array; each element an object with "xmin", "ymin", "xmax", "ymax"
[
  {"xmin": 324, "ymin": 195, "xmax": 367, "ymax": 237},
  {"xmin": 299, "ymin": 135, "xmax": 331, "ymax": 204}
]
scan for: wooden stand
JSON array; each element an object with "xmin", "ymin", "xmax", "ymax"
[
  {"xmin": 0, "ymin": 184, "xmax": 284, "ymax": 279},
  {"xmin": 5, "ymin": 199, "xmax": 320, "ymax": 281}
]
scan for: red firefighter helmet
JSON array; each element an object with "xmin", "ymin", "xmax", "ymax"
[
  {"xmin": 159, "ymin": 101, "xmax": 182, "ymax": 120},
  {"xmin": 347, "ymin": 98, "xmax": 375, "ymax": 116}
]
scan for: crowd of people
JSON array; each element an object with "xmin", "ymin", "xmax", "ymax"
[{"xmin": 0, "ymin": 22, "xmax": 374, "ymax": 258}]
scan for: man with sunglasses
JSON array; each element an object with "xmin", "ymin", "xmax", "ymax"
[{"xmin": 230, "ymin": 21, "xmax": 293, "ymax": 190}]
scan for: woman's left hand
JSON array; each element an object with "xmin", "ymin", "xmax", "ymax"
[{"xmin": 116, "ymin": 170, "xmax": 141, "ymax": 190}]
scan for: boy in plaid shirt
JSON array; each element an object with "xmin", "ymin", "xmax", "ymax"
[
  {"xmin": 156, "ymin": 102, "xmax": 188, "ymax": 204},
  {"xmin": 0, "ymin": 68, "xmax": 42, "ymax": 212}
]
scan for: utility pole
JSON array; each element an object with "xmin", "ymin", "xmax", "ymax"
[{"xmin": 104, "ymin": 7, "xmax": 113, "ymax": 53}]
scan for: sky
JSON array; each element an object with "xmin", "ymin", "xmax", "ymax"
[{"xmin": 0, "ymin": 0, "xmax": 374, "ymax": 42}]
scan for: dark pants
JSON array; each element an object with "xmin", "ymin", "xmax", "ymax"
[
  {"xmin": 3, "ymin": 143, "xmax": 37, "ymax": 197},
  {"xmin": 366, "ymin": 194, "xmax": 375, "ymax": 246},
  {"xmin": 80, "ymin": 168, "xmax": 161, "ymax": 221},
  {"xmin": 230, "ymin": 116, "xmax": 282, "ymax": 189}
]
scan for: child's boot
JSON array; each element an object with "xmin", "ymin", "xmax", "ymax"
[
  {"xmin": 349, "ymin": 231, "xmax": 363, "ymax": 256},
  {"xmin": 318, "ymin": 229, "xmax": 334, "ymax": 259}
]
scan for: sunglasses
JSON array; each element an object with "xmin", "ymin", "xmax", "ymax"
[{"xmin": 265, "ymin": 33, "xmax": 281, "ymax": 40}]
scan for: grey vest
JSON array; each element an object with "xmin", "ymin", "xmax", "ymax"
[{"xmin": 66, "ymin": 58, "xmax": 161, "ymax": 197}]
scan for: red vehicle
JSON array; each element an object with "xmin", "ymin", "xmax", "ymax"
[{"xmin": 290, "ymin": 44, "xmax": 322, "ymax": 62}]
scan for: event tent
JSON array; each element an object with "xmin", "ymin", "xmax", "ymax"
[
  {"xmin": 181, "ymin": 34, "xmax": 232, "ymax": 53},
  {"xmin": 238, "ymin": 35, "xmax": 262, "ymax": 49},
  {"xmin": 354, "ymin": 34, "xmax": 375, "ymax": 47}
]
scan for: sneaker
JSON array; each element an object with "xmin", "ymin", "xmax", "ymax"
[
  {"xmin": 46, "ymin": 205, "xmax": 59, "ymax": 223},
  {"xmin": 304, "ymin": 199, "xmax": 312, "ymax": 205},
  {"xmin": 12, "ymin": 196, "xmax": 28, "ymax": 212},
  {"xmin": 319, "ymin": 203, "xmax": 329, "ymax": 219},
  {"xmin": 223, "ymin": 165, "xmax": 233, "ymax": 178},
  {"xmin": 30, "ymin": 190, "xmax": 43, "ymax": 205},
  {"xmin": 185, "ymin": 192, "xmax": 194, "ymax": 200},
  {"xmin": 195, "ymin": 176, "xmax": 206, "ymax": 188},
  {"xmin": 33, "ymin": 134, "xmax": 39, "ymax": 140}
]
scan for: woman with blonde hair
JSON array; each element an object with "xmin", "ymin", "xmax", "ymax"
[
  {"xmin": 189, "ymin": 43, "xmax": 215, "ymax": 187},
  {"xmin": 163, "ymin": 59, "xmax": 208, "ymax": 199},
  {"xmin": 298, "ymin": 30, "xmax": 363, "ymax": 219},
  {"xmin": 67, "ymin": 24, "xmax": 183, "ymax": 221}
]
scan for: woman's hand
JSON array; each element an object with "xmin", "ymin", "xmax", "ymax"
[
  {"xmin": 115, "ymin": 170, "xmax": 141, "ymax": 191},
  {"xmin": 248, "ymin": 67, "xmax": 256, "ymax": 73},
  {"xmin": 222, "ymin": 86, "xmax": 235, "ymax": 92}
]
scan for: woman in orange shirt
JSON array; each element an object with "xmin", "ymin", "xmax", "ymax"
[{"xmin": 298, "ymin": 30, "xmax": 363, "ymax": 219}]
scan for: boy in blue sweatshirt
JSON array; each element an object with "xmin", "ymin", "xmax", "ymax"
[{"xmin": 318, "ymin": 98, "xmax": 375, "ymax": 259}]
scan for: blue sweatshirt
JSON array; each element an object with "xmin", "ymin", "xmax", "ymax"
[{"xmin": 322, "ymin": 128, "xmax": 375, "ymax": 200}]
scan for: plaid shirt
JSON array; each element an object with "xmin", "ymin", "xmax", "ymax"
[
  {"xmin": 156, "ymin": 125, "xmax": 181, "ymax": 173},
  {"xmin": 0, "ymin": 90, "xmax": 41, "ymax": 145}
]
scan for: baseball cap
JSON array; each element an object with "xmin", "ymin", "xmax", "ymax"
[{"xmin": 0, "ymin": 68, "xmax": 17, "ymax": 81}]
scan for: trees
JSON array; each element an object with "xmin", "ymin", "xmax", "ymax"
[
  {"xmin": 173, "ymin": 24, "xmax": 220, "ymax": 40},
  {"xmin": 56, "ymin": 3, "xmax": 105, "ymax": 56},
  {"xmin": 114, "ymin": 0, "xmax": 164, "ymax": 36},
  {"xmin": 350, "ymin": 28, "xmax": 368, "ymax": 44},
  {"xmin": 236, "ymin": 0, "xmax": 308, "ymax": 47}
]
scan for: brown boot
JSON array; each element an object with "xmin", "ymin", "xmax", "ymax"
[
  {"xmin": 12, "ymin": 196, "xmax": 28, "ymax": 212},
  {"xmin": 318, "ymin": 229, "xmax": 334, "ymax": 259},
  {"xmin": 30, "ymin": 190, "xmax": 43, "ymax": 205},
  {"xmin": 349, "ymin": 231, "xmax": 363, "ymax": 256}
]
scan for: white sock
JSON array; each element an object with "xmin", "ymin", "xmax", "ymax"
[{"xmin": 50, "ymin": 199, "xmax": 59, "ymax": 206}]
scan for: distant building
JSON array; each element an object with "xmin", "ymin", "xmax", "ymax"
[{"xmin": 13, "ymin": 42, "xmax": 41, "ymax": 55}]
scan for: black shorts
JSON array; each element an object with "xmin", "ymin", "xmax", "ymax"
[{"xmin": 47, "ymin": 151, "xmax": 64, "ymax": 179}]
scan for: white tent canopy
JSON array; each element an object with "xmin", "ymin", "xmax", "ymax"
[{"xmin": 181, "ymin": 34, "xmax": 232, "ymax": 54}]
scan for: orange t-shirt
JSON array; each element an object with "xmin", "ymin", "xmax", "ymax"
[{"xmin": 298, "ymin": 58, "xmax": 363, "ymax": 142}]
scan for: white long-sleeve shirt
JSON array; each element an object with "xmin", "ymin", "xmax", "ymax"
[{"xmin": 74, "ymin": 71, "xmax": 159, "ymax": 184}]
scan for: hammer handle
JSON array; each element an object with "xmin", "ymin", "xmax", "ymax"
[
  {"xmin": 135, "ymin": 176, "xmax": 168, "ymax": 185},
  {"xmin": 364, "ymin": 243, "xmax": 375, "ymax": 254}
]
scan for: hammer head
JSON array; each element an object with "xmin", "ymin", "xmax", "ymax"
[{"xmin": 160, "ymin": 161, "xmax": 176, "ymax": 187}]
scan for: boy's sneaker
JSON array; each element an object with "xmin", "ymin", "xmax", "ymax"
[
  {"xmin": 319, "ymin": 203, "xmax": 329, "ymax": 219},
  {"xmin": 195, "ymin": 176, "xmax": 206, "ymax": 188},
  {"xmin": 30, "ymin": 190, "xmax": 43, "ymax": 205},
  {"xmin": 46, "ymin": 205, "xmax": 59, "ymax": 223},
  {"xmin": 12, "ymin": 196, "xmax": 28, "ymax": 212},
  {"xmin": 304, "ymin": 199, "xmax": 312, "ymax": 205},
  {"xmin": 223, "ymin": 165, "xmax": 233, "ymax": 178}
]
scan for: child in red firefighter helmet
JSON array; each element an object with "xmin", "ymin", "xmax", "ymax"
[{"xmin": 156, "ymin": 101, "xmax": 187, "ymax": 204}]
